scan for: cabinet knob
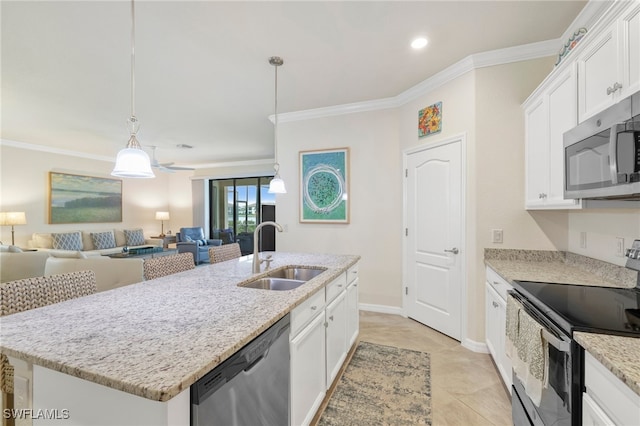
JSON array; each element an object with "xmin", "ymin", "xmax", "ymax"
[
  {"xmin": 492, "ymin": 301, "xmax": 499, "ymax": 308},
  {"xmin": 493, "ymin": 281, "xmax": 501, "ymax": 286},
  {"xmin": 329, "ymin": 315, "xmax": 334, "ymax": 321},
  {"xmin": 310, "ymin": 306, "xmax": 317, "ymax": 311}
]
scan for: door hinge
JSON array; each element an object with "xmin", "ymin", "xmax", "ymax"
[
  {"xmin": 405, "ymin": 286, "xmax": 408, "ymax": 295},
  {"xmin": 405, "ymin": 228, "xmax": 408, "ymax": 236},
  {"xmin": 405, "ymin": 169, "xmax": 408, "ymax": 178}
]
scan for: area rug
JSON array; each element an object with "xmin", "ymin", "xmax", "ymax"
[{"xmin": 318, "ymin": 341, "xmax": 432, "ymax": 426}]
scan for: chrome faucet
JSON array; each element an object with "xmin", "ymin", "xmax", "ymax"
[{"xmin": 252, "ymin": 221, "xmax": 283, "ymax": 273}]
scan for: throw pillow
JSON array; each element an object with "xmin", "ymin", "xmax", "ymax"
[
  {"xmin": 124, "ymin": 229, "xmax": 145, "ymax": 246},
  {"xmin": 185, "ymin": 236, "xmax": 206, "ymax": 245},
  {"xmin": 49, "ymin": 250, "xmax": 87, "ymax": 259},
  {"xmin": 52, "ymin": 232, "xmax": 83, "ymax": 251},
  {"xmin": 8, "ymin": 245, "xmax": 23, "ymax": 253},
  {"xmin": 91, "ymin": 231, "xmax": 116, "ymax": 250}
]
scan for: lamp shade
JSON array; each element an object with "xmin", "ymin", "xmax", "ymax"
[
  {"xmin": 111, "ymin": 146, "xmax": 155, "ymax": 178},
  {"xmin": 0, "ymin": 212, "xmax": 27, "ymax": 226},
  {"xmin": 268, "ymin": 175, "xmax": 287, "ymax": 194},
  {"xmin": 155, "ymin": 211, "xmax": 170, "ymax": 221}
]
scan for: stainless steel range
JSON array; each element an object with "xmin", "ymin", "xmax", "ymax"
[{"xmin": 509, "ymin": 240, "xmax": 640, "ymax": 426}]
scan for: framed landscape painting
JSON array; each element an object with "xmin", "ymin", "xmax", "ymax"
[
  {"xmin": 49, "ymin": 172, "xmax": 122, "ymax": 224},
  {"xmin": 299, "ymin": 148, "xmax": 349, "ymax": 223}
]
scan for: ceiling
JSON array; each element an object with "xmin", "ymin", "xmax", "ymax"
[{"xmin": 1, "ymin": 1, "xmax": 587, "ymax": 169}]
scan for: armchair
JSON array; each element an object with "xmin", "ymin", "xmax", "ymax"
[{"xmin": 176, "ymin": 227, "xmax": 222, "ymax": 265}]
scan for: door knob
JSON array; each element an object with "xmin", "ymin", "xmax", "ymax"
[{"xmin": 444, "ymin": 248, "xmax": 459, "ymax": 254}]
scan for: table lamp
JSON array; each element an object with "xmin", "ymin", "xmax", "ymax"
[
  {"xmin": 0, "ymin": 212, "xmax": 27, "ymax": 246},
  {"xmin": 155, "ymin": 211, "xmax": 170, "ymax": 237}
]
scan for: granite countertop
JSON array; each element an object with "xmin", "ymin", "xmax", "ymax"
[
  {"xmin": 484, "ymin": 249, "xmax": 636, "ymax": 289},
  {"xmin": 0, "ymin": 252, "xmax": 359, "ymax": 402},
  {"xmin": 574, "ymin": 332, "xmax": 640, "ymax": 397},
  {"xmin": 484, "ymin": 248, "xmax": 640, "ymax": 397}
]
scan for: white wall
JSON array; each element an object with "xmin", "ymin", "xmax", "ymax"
[
  {"xmin": 568, "ymin": 209, "xmax": 640, "ymax": 265},
  {"xmin": 0, "ymin": 144, "xmax": 179, "ymax": 246},
  {"xmin": 276, "ymin": 109, "xmax": 403, "ymax": 308}
]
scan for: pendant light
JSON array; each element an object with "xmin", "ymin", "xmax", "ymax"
[
  {"xmin": 112, "ymin": 0, "xmax": 155, "ymax": 178},
  {"xmin": 268, "ymin": 56, "xmax": 286, "ymax": 194}
]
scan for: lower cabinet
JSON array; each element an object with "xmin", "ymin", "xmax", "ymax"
[
  {"xmin": 325, "ymin": 290, "xmax": 347, "ymax": 388},
  {"xmin": 583, "ymin": 351, "xmax": 640, "ymax": 426},
  {"xmin": 290, "ymin": 312, "xmax": 326, "ymax": 426},
  {"xmin": 290, "ymin": 263, "xmax": 360, "ymax": 426},
  {"xmin": 346, "ymin": 277, "xmax": 359, "ymax": 347},
  {"xmin": 485, "ymin": 266, "xmax": 512, "ymax": 390}
]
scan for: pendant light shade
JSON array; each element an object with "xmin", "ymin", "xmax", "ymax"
[
  {"xmin": 112, "ymin": 136, "xmax": 154, "ymax": 178},
  {"xmin": 111, "ymin": 0, "xmax": 154, "ymax": 179},
  {"xmin": 268, "ymin": 56, "xmax": 286, "ymax": 194}
]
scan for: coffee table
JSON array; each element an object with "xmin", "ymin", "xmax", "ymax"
[{"xmin": 105, "ymin": 247, "xmax": 178, "ymax": 260}]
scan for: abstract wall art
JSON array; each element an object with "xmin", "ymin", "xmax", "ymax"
[{"xmin": 299, "ymin": 148, "xmax": 349, "ymax": 223}]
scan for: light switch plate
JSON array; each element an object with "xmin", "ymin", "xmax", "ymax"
[
  {"xmin": 615, "ymin": 237, "xmax": 625, "ymax": 257},
  {"xmin": 492, "ymin": 229, "xmax": 503, "ymax": 244}
]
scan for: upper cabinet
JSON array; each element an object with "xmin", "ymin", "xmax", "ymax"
[
  {"xmin": 524, "ymin": 65, "xmax": 582, "ymax": 209},
  {"xmin": 577, "ymin": 1, "xmax": 640, "ymax": 121},
  {"xmin": 523, "ymin": 0, "xmax": 640, "ymax": 210}
]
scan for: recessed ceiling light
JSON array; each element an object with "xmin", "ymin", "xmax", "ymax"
[{"xmin": 411, "ymin": 37, "xmax": 428, "ymax": 49}]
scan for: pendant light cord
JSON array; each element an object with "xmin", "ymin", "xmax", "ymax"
[
  {"xmin": 273, "ymin": 61, "xmax": 279, "ymax": 172},
  {"xmin": 130, "ymin": 0, "xmax": 137, "ymax": 126}
]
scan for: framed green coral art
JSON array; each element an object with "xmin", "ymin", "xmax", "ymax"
[{"xmin": 299, "ymin": 148, "xmax": 349, "ymax": 223}]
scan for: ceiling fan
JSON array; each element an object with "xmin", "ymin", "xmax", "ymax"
[{"xmin": 148, "ymin": 146, "xmax": 195, "ymax": 173}]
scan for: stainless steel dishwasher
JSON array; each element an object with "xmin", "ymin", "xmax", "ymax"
[{"xmin": 191, "ymin": 314, "xmax": 290, "ymax": 426}]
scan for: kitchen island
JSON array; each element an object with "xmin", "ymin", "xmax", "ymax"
[{"xmin": 0, "ymin": 252, "xmax": 359, "ymax": 425}]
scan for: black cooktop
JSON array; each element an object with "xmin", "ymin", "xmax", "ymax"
[{"xmin": 512, "ymin": 280, "xmax": 640, "ymax": 338}]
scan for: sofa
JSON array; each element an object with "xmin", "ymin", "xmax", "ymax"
[
  {"xmin": 28, "ymin": 229, "xmax": 162, "ymax": 255},
  {"xmin": 0, "ymin": 247, "xmax": 51, "ymax": 282},
  {"xmin": 44, "ymin": 255, "xmax": 144, "ymax": 293}
]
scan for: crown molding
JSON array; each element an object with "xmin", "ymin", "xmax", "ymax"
[
  {"xmin": 0, "ymin": 138, "xmax": 113, "ymax": 162},
  {"xmin": 277, "ymin": 38, "xmax": 561, "ymax": 123},
  {"xmin": 1, "ymin": 138, "xmax": 274, "ymax": 171}
]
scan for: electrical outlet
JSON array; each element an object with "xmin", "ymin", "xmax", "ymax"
[
  {"xmin": 616, "ymin": 237, "xmax": 625, "ymax": 257},
  {"xmin": 491, "ymin": 229, "xmax": 503, "ymax": 244},
  {"xmin": 580, "ymin": 232, "xmax": 587, "ymax": 249}
]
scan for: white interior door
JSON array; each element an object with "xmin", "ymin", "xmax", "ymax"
[{"xmin": 405, "ymin": 138, "xmax": 463, "ymax": 341}]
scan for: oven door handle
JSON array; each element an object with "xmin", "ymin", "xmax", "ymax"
[
  {"xmin": 509, "ymin": 291, "xmax": 571, "ymax": 352},
  {"xmin": 542, "ymin": 328, "xmax": 570, "ymax": 352}
]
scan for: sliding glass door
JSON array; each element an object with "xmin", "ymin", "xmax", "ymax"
[{"xmin": 209, "ymin": 177, "xmax": 275, "ymax": 255}]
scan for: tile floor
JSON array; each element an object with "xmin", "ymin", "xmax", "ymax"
[{"xmin": 349, "ymin": 311, "xmax": 513, "ymax": 425}]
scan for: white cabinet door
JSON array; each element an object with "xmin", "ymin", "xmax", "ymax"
[
  {"xmin": 524, "ymin": 67, "xmax": 582, "ymax": 210},
  {"xmin": 582, "ymin": 393, "xmax": 615, "ymax": 426},
  {"xmin": 578, "ymin": 25, "xmax": 620, "ymax": 121},
  {"xmin": 290, "ymin": 312, "xmax": 326, "ymax": 426},
  {"xmin": 485, "ymin": 270, "xmax": 512, "ymax": 390},
  {"xmin": 495, "ymin": 294, "xmax": 511, "ymax": 390},
  {"xmin": 620, "ymin": 1, "xmax": 640, "ymax": 98},
  {"xmin": 325, "ymin": 291, "xmax": 347, "ymax": 388},
  {"xmin": 547, "ymin": 66, "xmax": 580, "ymax": 208},
  {"xmin": 346, "ymin": 277, "xmax": 359, "ymax": 348},
  {"xmin": 485, "ymin": 282, "xmax": 500, "ymax": 361},
  {"xmin": 525, "ymin": 97, "xmax": 549, "ymax": 208}
]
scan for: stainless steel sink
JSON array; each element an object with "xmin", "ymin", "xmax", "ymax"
[
  {"xmin": 241, "ymin": 277, "xmax": 306, "ymax": 291},
  {"xmin": 266, "ymin": 267, "xmax": 326, "ymax": 281},
  {"xmin": 239, "ymin": 266, "xmax": 327, "ymax": 291}
]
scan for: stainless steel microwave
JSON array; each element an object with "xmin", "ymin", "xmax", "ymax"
[{"xmin": 564, "ymin": 91, "xmax": 640, "ymax": 200}]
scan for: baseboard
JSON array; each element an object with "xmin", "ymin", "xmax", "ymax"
[
  {"xmin": 358, "ymin": 303, "xmax": 405, "ymax": 316},
  {"xmin": 462, "ymin": 338, "xmax": 489, "ymax": 354}
]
